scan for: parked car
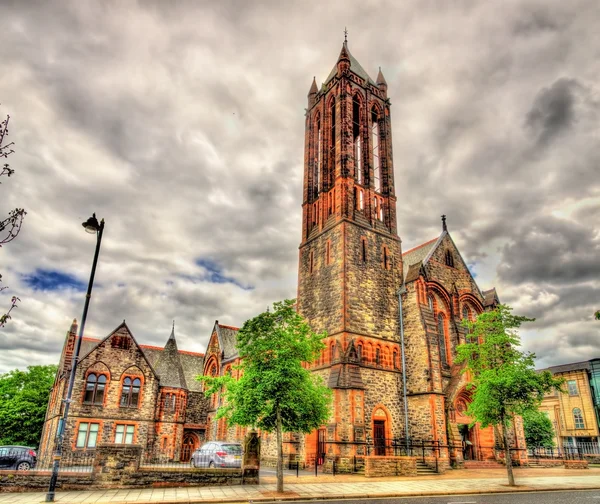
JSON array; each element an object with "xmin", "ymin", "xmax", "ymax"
[
  {"xmin": 191, "ymin": 441, "xmax": 243, "ymax": 468},
  {"xmin": 0, "ymin": 446, "xmax": 37, "ymax": 471}
]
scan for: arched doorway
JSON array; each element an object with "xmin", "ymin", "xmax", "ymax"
[
  {"xmin": 180, "ymin": 432, "xmax": 199, "ymax": 462},
  {"xmin": 372, "ymin": 407, "xmax": 389, "ymax": 456}
]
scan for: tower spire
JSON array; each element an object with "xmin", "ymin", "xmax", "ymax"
[{"xmin": 344, "ymin": 27, "xmax": 348, "ymax": 43}]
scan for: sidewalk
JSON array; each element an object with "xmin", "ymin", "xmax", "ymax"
[{"xmin": 1, "ymin": 467, "xmax": 599, "ymax": 504}]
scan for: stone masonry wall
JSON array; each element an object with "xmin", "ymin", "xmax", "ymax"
[{"xmin": 364, "ymin": 456, "xmax": 417, "ymax": 477}]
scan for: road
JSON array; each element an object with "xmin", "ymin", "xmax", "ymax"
[{"xmin": 287, "ymin": 489, "xmax": 600, "ymax": 504}]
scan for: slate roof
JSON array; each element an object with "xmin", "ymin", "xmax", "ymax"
[
  {"xmin": 402, "ymin": 237, "xmax": 438, "ymax": 280},
  {"xmin": 482, "ymin": 288, "xmax": 500, "ymax": 307},
  {"xmin": 539, "ymin": 360, "xmax": 591, "ymax": 375},
  {"xmin": 217, "ymin": 324, "xmax": 240, "ymax": 361},
  {"xmin": 74, "ymin": 329, "xmax": 204, "ymax": 392},
  {"xmin": 325, "ymin": 41, "xmax": 375, "ymax": 86},
  {"xmin": 153, "ymin": 326, "xmax": 188, "ymax": 389}
]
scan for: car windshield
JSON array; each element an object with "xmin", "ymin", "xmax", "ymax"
[{"xmin": 221, "ymin": 444, "xmax": 242, "ymax": 454}]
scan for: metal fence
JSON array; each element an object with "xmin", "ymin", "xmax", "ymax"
[
  {"xmin": 141, "ymin": 447, "xmax": 243, "ymax": 471},
  {"xmin": 566, "ymin": 441, "xmax": 600, "ymax": 455},
  {"xmin": 33, "ymin": 451, "xmax": 95, "ymax": 473},
  {"xmin": 527, "ymin": 445, "xmax": 595, "ymax": 460}
]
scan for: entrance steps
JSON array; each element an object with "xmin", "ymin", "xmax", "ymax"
[
  {"xmin": 415, "ymin": 460, "xmax": 438, "ymax": 475},
  {"xmin": 463, "ymin": 460, "xmax": 504, "ymax": 469}
]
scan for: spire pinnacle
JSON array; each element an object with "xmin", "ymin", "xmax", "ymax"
[
  {"xmin": 169, "ymin": 320, "xmax": 175, "ymax": 340},
  {"xmin": 441, "ymin": 215, "xmax": 447, "ymax": 232},
  {"xmin": 376, "ymin": 66, "xmax": 387, "ymax": 86},
  {"xmin": 308, "ymin": 76, "xmax": 318, "ymax": 95},
  {"xmin": 344, "ymin": 27, "xmax": 348, "ymax": 43}
]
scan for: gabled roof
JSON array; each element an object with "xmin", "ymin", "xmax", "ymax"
[
  {"xmin": 75, "ymin": 322, "xmax": 204, "ymax": 391},
  {"xmin": 78, "ymin": 321, "xmax": 159, "ymax": 379},
  {"xmin": 215, "ymin": 323, "xmax": 240, "ymax": 361},
  {"xmin": 324, "ymin": 41, "xmax": 375, "ymax": 86},
  {"xmin": 402, "ymin": 237, "xmax": 438, "ymax": 280},
  {"xmin": 482, "ymin": 288, "xmax": 500, "ymax": 307}
]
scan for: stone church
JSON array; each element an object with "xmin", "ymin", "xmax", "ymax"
[{"xmin": 39, "ymin": 40, "xmax": 525, "ymax": 470}]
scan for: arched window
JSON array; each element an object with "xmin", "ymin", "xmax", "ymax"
[
  {"xmin": 462, "ymin": 306, "xmax": 470, "ymax": 320},
  {"xmin": 357, "ymin": 343, "xmax": 363, "ymax": 361},
  {"xmin": 328, "ymin": 98, "xmax": 336, "ymax": 187},
  {"xmin": 371, "ymin": 106, "xmax": 381, "ymax": 192},
  {"xmin": 120, "ymin": 377, "xmax": 141, "ymax": 408},
  {"xmin": 361, "ymin": 238, "xmax": 367, "ymax": 262},
  {"xmin": 375, "ymin": 348, "xmax": 381, "ymax": 366},
  {"xmin": 573, "ymin": 408, "xmax": 585, "ymax": 429},
  {"xmin": 316, "ymin": 115, "xmax": 322, "ymax": 192},
  {"xmin": 445, "ymin": 250, "xmax": 454, "ymax": 268},
  {"xmin": 393, "ymin": 349, "xmax": 398, "ymax": 369},
  {"xmin": 84, "ymin": 373, "xmax": 106, "ymax": 405},
  {"xmin": 164, "ymin": 393, "xmax": 176, "ymax": 412},
  {"xmin": 353, "ymin": 95, "xmax": 362, "ymax": 184},
  {"xmin": 331, "ymin": 342, "xmax": 336, "ymax": 362},
  {"xmin": 383, "ymin": 246, "xmax": 389, "ymax": 270},
  {"xmin": 437, "ymin": 314, "xmax": 448, "ymax": 366},
  {"xmin": 428, "ymin": 295, "xmax": 434, "ymax": 311}
]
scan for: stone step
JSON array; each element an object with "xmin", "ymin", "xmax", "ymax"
[
  {"xmin": 415, "ymin": 461, "xmax": 438, "ymax": 474},
  {"xmin": 463, "ymin": 460, "xmax": 504, "ymax": 469}
]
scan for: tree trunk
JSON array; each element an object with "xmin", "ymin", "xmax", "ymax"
[
  {"xmin": 276, "ymin": 406, "xmax": 284, "ymax": 493},
  {"xmin": 501, "ymin": 412, "xmax": 515, "ymax": 486}
]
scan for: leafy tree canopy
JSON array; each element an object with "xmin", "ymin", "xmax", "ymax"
[
  {"xmin": 200, "ymin": 299, "xmax": 331, "ymax": 492},
  {"xmin": 0, "ymin": 365, "xmax": 57, "ymax": 447},
  {"xmin": 456, "ymin": 304, "xmax": 563, "ymax": 486},
  {"xmin": 522, "ymin": 408, "xmax": 555, "ymax": 448}
]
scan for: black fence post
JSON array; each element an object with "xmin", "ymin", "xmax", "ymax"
[
  {"xmin": 333, "ymin": 459, "xmax": 336, "ymax": 477},
  {"xmin": 421, "ymin": 440, "xmax": 425, "ymax": 463}
]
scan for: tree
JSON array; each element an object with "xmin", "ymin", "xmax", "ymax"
[
  {"xmin": 456, "ymin": 304, "xmax": 563, "ymax": 487},
  {"xmin": 0, "ymin": 111, "xmax": 26, "ymax": 328},
  {"xmin": 0, "ymin": 365, "xmax": 57, "ymax": 447},
  {"xmin": 201, "ymin": 299, "xmax": 332, "ymax": 493},
  {"xmin": 595, "ymin": 311, "xmax": 600, "ymax": 320},
  {"xmin": 522, "ymin": 409, "xmax": 555, "ymax": 448}
]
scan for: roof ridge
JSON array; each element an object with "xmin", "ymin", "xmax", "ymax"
[
  {"xmin": 82, "ymin": 336, "xmax": 101, "ymax": 342},
  {"xmin": 178, "ymin": 350, "xmax": 205, "ymax": 357},
  {"xmin": 403, "ymin": 237, "xmax": 438, "ymax": 256},
  {"xmin": 218, "ymin": 324, "xmax": 239, "ymax": 331}
]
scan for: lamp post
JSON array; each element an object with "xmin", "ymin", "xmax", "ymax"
[{"xmin": 46, "ymin": 214, "xmax": 105, "ymax": 502}]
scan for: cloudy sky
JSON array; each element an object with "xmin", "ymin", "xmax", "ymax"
[{"xmin": 1, "ymin": 0, "xmax": 598, "ymax": 373}]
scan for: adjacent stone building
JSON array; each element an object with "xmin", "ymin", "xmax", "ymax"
[
  {"xmin": 38, "ymin": 320, "xmax": 207, "ymax": 467},
  {"xmin": 40, "ymin": 39, "xmax": 524, "ymax": 470}
]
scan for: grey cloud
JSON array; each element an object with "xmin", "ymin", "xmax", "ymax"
[
  {"xmin": 497, "ymin": 215, "xmax": 600, "ymax": 286},
  {"xmin": 1, "ymin": 0, "xmax": 600, "ymax": 373},
  {"xmin": 525, "ymin": 78, "xmax": 579, "ymax": 145}
]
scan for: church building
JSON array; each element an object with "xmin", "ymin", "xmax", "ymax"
[{"xmin": 39, "ymin": 39, "xmax": 526, "ymax": 470}]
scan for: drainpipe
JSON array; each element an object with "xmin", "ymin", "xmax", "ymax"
[{"xmin": 398, "ymin": 284, "xmax": 410, "ymax": 450}]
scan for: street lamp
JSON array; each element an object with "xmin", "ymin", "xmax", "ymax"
[{"xmin": 46, "ymin": 213, "xmax": 105, "ymax": 502}]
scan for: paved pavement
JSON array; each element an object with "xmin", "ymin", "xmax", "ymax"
[{"xmin": 1, "ymin": 467, "xmax": 599, "ymax": 504}]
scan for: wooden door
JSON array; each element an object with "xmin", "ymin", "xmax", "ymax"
[
  {"xmin": 374, "ymin": 420, "xmax": 386, "ymax": 456},
  {"xmin": 180, "ymin": 433, "xmax": 198, "ymax": 462}
]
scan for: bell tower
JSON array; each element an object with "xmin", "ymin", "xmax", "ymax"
[{"xmin": 298, "ymin": 39, "xmax": 404, "ymax": 461}]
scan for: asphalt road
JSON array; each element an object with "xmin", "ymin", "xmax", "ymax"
[{"xmin": 287, "ymin": 489, "xmax": 600, "ymax": 504}]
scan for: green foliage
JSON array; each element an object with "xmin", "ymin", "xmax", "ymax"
[
  {"xmin": 595, "ymin": 310, "xmax": 600, "ymax": 320},
  {"xmin": 522, "ymin": 409, "xmax": 555, "ymax": 447},
  {"xmin": 0, "ymin": 365, "xmax": 57, "ymax": 446},
  {"xmin": 200, "ymin": 299, "xmax": 331, "ymax": 492},
  {"xmin": 456, "ymin": 304, "xmax": 563, "ymax": 485},
  {"xmin": 201, "ymin": 299, "xmax": 331, "ymax": 432}
]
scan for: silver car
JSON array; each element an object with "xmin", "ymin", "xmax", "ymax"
[{"xmin": 191, "ymin": 441, "xmax": 243, "ymax": 468}]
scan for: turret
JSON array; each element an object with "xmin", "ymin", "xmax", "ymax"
[
  {"xmin": 308, "ymin": 76, "xmax": 318, "ymax": 108},
  {"xmin": 376, "ymin": 67, "xmax": 388, "ymax": 97}
]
